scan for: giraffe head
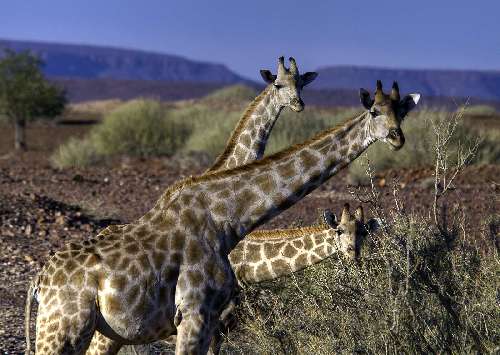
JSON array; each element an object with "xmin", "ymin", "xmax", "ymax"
[
  {"xmin": 260, "ymin": 56, "xmax": 318, "ymax": 112},
  {"xmin": 359, "ymin": 80, "xmax": 421, "ymax": 150},
  {"xmin": 323, "ymin": 204, "xmax": 380, "ymax": 260}
]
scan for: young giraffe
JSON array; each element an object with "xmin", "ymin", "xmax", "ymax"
[
  {"xmin": 83, "ymin": 55, "xmax": 317, "ymax": 354},
  {"xmin": 26, "ymin": 80, "xmax": 420, "ymax": 354}
]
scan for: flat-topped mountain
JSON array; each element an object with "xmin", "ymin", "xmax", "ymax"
[
  {"xmin": 0, "ymin": 38, "xmax": 249, "ymax": 84},
  {"xmin": 312, "ymin": 66, "xmax": 500, "ymax": 101}
]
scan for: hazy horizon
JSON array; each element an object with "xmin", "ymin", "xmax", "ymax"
[{"xmin": 1, "ymin": 0, "xmax": 499, "ymax": 80}]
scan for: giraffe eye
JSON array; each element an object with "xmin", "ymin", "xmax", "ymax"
[
  {"xmin": 336, "ymin": 229, "xmax": 343, "ymax": 236},
  {"xmin": 274, "ymin": 84, "xmax": 282, "ymax": 89},
  {"xmin": 370, "ymin": 109, "xmax": 379, "ymax": 117}
]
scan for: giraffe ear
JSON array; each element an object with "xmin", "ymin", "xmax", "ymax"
[
  {"xmin": 260, "ymin": 70, "xmax": 277, "ymax": 84},
  {"xmin": 323, "ymin": 209, "xmax": 338, "ymax": 228},
  {"xmin": 366, "ymin": 218, "xmax": 381, "ymax": 234},
  {"xmin": 300, "ymin": 72, "xmax": 318, "ymax": 87},
  {"xmin": 359, "ymin": 88, "xmax": 374, "ymax": 110},
  {"xmin": 399, "ymin": 93, "xmax": 421, "ymax": 118}
]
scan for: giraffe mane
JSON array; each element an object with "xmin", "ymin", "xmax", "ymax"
[
  {"xmin": 208, "ymin": 85, "xmax": 273, "ymax": 172},
  {"xmin": 247, "ymin": 225, "xmax": 330, "ymax": 240}
]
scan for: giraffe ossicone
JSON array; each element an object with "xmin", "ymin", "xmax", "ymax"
[{"xmin": 26, "ymin": 80, "xmax": 419, "ymax": 355}]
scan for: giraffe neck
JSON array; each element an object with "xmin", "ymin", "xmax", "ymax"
[
  {"xmin": 228, "ymin": 226, "xmax": 341, "ymax": 283},
  {"xmin": 199, "ymin": 111, "xmax": 374, "ymax": 249},
  {"xmin": 208, "ymin": 85, "xmax": 282, "ymax": 172}
]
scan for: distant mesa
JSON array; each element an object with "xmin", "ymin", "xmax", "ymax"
[
  {"xmin": 0, "ymin": 38, "xmax": 250, "ymax": 84},
  {"xmin": 311, "ymin": 65, "xmax": 500, "ymax": 102}
]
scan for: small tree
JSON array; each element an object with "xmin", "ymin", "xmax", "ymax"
[{"xmin": 0, "ymin": 49, "xmax": 66, "ymax": 150}]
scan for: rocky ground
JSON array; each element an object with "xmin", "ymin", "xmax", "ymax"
[{"xmin": 0, "ymin": 124, "xmax": 498, "ymax": 354}]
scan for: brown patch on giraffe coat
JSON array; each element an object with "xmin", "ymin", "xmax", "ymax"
[
  {"xmin": 294, "ymin": 253, "xmax": 308, "ymax": 268},
  {"xmin": 142, "ymin": 211, "xmax": 154, "ymax": 222},
  {"xmin": 162, "ymin": 267, "xmax": 179, "ymax": 283},
  {"xmin": 338, "ymin": 146, "xmax": 348, "ymax": 157},
  {"xmin": 170, "ymin": 230, "xmax": 185, "ymax": 250},
  {"xmin": 186, "ymin": 240, "xmax": 203, "ymax": 263},
  {"xmin": 105, "ymin": 252, "xmax": 122, "ymax": 270},
  {"xmin": 233, "ymin": 145, "xmax": 247, "ymax": 161},
  {"xmin": 272, "ymin": 259, "xmax": 291, "ymax": 275},
  {"xmin": 195, "ymin": 192, "xmax": 210, "ymax": 208},
  {"xmin": 155, "ymin": 236, "xmax": 168, "ymax": 250},
  {"xmin": 187, "ymin": 270, "xmax": 203, "ymax": 287},
  {"xmin": 300, "ymin": 150, "xmax": 319, "ymax": 171},
  {"xmin": 310, "ymin": 253, "xmax": 321, "ymax": 263},
  {"xmin": 69, "ymin": 271, "xmax": 84, "ymax": 288},
  {"xmin": 304, "ymin": 236, "xmax": 314, "ymax": 250},
  {"xmin": 245, "ymin": 242, "xmax": 262, "ymax": 263},
  {"xmin": 126, "ymin": 285, "xmax": 140, "ymax": 306},
  {"xmin": 217, "ymin": 189, "xmax": 231, "ymax": 199},
  {"xmin": 110, "ymin": 275, "xmax": 128, "ymax": 291},
  {"xmin": 255, "ymin": 263, "xmax": 272, "ymax": 281},
  {"xmin": 105, "ymin": 295, "xmax": 122, "ymax": 313},
  {"xmin": 282, "ymin": 244, "xmax": 297, "ymax": 258},
  {"xmin": 235, "ymin": 189, "xmax": 257, "ymax": 216},
  {"xmin": 181, "ymin": 193, "xmax": 193, "ymax": 205},
  {"xmin": 125, "ymin": 243, "xmax": 140, "ymax": 255},
  {"xmin": 293, "ymin": 239, "xmax": 304, "ymax": 249},
  {"xmin": 52, "ymin": 269, "xmax": 67, "ymax": 286},
  {"xmin": 151, "ymin": 213, "xmax": 176, "ymax": 230},
  {"xmin": 181, "ymin": 210, "xmax": 198, "ymax": 230},
  {"xmin": 239, "ymin": 133, "xmax": 252, "ymax": 148},
  {"xmin": 263, "ymin": 242, "xmax": 280, "ymax": 259},
  {"xmin": 152, "ymin": 251, "xmax": 164, "ymax": 271},
  {"xmin": 314, "ymin": 234, "xmax": 325, "ymax": 244},
  {"xmin": 254, "ymin": 174, "xmax": 276, "ymax": 194},
  {"xmin": 350, "ymin": 142, "xmax": 361, "ymax": 152},
  {"xmin": 277, "ymin": 161, "xmax": 296, "ymax": 179},
  {"xmin": 64, "ymin": 259, "xmax": 78, "ymax": 274},
  {"xmin": 134, "ymin": 225, "xmax": 149, "ymax": 238},
  {"xmin": 212, "ymin": 202, "xmax": 227, "ymax": 217},
  {"xmin": 138, "ymin": 253, "xmax": 150, "ymax": 269}
]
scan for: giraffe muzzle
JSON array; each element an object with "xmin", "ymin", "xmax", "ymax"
[
  {"xmin": 290, "ymin": 98, "xmax": 304, "ymax": 112},
  {"xmin": 387, "ymin": 128, "xmax": 405, "ymax": 150}
]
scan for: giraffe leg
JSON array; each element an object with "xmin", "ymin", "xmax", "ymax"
[
  {"xmin": 175, "ymin": 309, "xmax": 216, "ymax": 355},
  {"xmin": 86, "ymin": 331, "xmax": 122, "ymax": 355},
  {"xmin": 35, "ymin": 296, "xmax": 97, "ymax": 354}
]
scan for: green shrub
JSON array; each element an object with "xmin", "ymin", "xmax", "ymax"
[
  {"xmin": 462, "ymin": 104, "xmax": 497, "ymax": 115},
  {"xmin": 51, "ymin": 99, "xmax": 192, "ymax": 167},
  {"xmin": 200, "ymin": 84, "xmax": 258, "ymax": 105},
  {"xmin": 91, "ymin": 99, "xmax": 191, "ymax": 157},
  {"xmin": 50, "ymin": 137, "xmax": 101, "ymax": 169}
]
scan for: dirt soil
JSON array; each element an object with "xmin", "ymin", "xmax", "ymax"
[{"xmin": 0, "ymin": 123, "xmax": 498, "ymax": 354}]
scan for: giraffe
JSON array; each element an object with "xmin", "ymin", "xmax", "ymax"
[
  {"xmin": 208, "ymin": 56, "xmax": 317, "ymax": 172},
  {"xmin": 25, "ymin": 80, "xmax": 420, "ymax": 354}
]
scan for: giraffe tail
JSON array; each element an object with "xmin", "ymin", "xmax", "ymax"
[{"xmin": 25, "ymin": 274, "xmax": 39, "ymax": 354}]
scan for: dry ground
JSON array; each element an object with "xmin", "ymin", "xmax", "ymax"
[{"xmin": 0, "ymin": 123, "xmax": 497, "ymax": 354}]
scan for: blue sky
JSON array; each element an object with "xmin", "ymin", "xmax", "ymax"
[{"xmin": 1, "ymin": 0, "xmax": 499, "ymax": 80}]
